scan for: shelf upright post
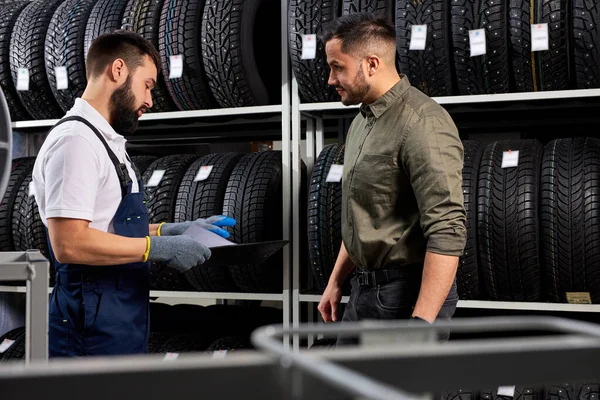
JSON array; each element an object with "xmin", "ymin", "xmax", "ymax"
[{"xmin": 291, "ymin": 74, "xmax": 302, "ymax": 353}]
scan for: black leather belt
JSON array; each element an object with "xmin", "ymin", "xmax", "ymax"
[{"xmin": 356, "ymin": 265, "xmax": 421, "ymax": 287}]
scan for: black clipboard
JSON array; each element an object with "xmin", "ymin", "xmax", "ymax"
[{"xmin": 200, "ymin": 240, "xmax": 288, "ymax": 268}]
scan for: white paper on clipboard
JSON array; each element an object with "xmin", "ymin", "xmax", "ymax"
[{"xmin": 183, "ymin": 224, "xmax": 235, "ymax": 248}]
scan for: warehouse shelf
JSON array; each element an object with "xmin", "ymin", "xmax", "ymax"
[
  {"xmin": 298, "ymin": 294, "xmax": 600, "ymax": 312},
  {"xmin": 0, "ymin": 286, "xmax": 284, "ymax": 301}
]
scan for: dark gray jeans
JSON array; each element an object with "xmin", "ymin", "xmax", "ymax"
[{"xmin": 338, "ymin": 274, "xmax": 459, "ymax": 345}]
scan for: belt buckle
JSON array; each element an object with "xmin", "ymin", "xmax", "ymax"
[{"xmin": 358, "ymin": 271, "xmax": 370, "ymax": 286}]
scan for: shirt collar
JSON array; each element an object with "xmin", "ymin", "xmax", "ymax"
[
  {"xmin": 359, "ymin": 74, "xmax": 411, "ymax": 119},
  {"xmin": 71, "ymin": 98, "xmax": 125, "ymax": 142}
]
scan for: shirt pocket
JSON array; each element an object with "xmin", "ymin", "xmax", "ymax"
[{"xmin": 351, "ymin": 154, "xmax": 397, "ymax": 207}]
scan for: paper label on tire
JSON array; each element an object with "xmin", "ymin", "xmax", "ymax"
[
  {"xmin": 55, "ymin": 66, "xmax": 69, "ymax": 90},
  {"xmin": 531, "ymin": 24, "xmax": 549, "ymax": 52},
  {"xmin": 16, "ymin": 68, "xmax": 29, "ymax": 91},
  {"xmin": 0, "ymin": 339, "xmax": 15, "ymax": 353},
  {"xmin": 301, "ymin": 34, "xmax": 317, "ymax": 60},
  {"xmin": 146, "ymin": 170, "xmax": 166, "ymax": 187},
  {"xmin": 163, "ymin": 352, "xmax": 179, "ymax": 361},
  {"xmin": 566, "ymin": 292, "xmax": 592, "ymax": 304},
  {"xmin": 326, "ymin": 164, "xmax": 344, "ymax": 183},
  {"xmin": 409, "ymin": 25, "xmax": 427, "ymax": 50},
  {"xmin": 501, "ymin": 151, "xmax": 519, "ymax": 168},
  {"xmin": 169, "ymin": 55, "xmax": 184, "ymax": 79},
  {"xmin": 194, "ymin": 165, "xmax": 214, "ymax": 182},
  {"xmin": 469, "ymin": 29, "xmax": 486, "ymax": 57},
  {"xmin": 212, "ymin": 350, "xmax": 227, "ymax": 358},
  {"xmin": 28, "ymin": 181, "xmax": 35, "ymax": 198},
  {"xmin": 497, "ymin": 386, "xmax": 516, "ymax": 397}
]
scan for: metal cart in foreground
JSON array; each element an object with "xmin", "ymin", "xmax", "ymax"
[{"xmin": 1, "ymin": 316, "xmax": 599, "ymax": 399}]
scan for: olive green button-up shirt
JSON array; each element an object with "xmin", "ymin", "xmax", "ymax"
[{"xmin": 342, "ymin": 75, "xmax": 467, "ymax": 270}]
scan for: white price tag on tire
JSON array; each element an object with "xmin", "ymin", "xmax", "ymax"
[
  {"xmin": 28, "ymin": 181, "xmax": 35, "ymax": 198},
  {"xmin": 194, "ymin": 165, "xmax": 213, "ymax": 182},
  {"xmin": 326, "ymin": 164, "xmax": 344, "ymax": 183},
  {"xmin": 169, "ymin": 55, "xmax": 184, "ymax": 79},
  {"xmin": 55, "ymin": 66, "xmax": 69, "ymax": 90},
  {"xmin": 163, "ymin": 352, "xmax": 179, "ymax": 361},
  {"xmin": 301, "ymin": 34, "xmax": 317, "ymax": 60},
  {"xmin": 409, "ymin": 25, "xmax": 427, "ymax": 50},
  {"xmin": 212, "ymin": 350, "xmax": 227, "ymax": 358},
  {"xmin": 469, "ymin": 29, "xmax": 486, "ymax": 57},
  {"xmin": 501, "ymin": 151, "xmax": 519, "ymax": 168},
  {"xmin": 146, "ymin": 170, "xmax": 166, "ymax": 187},
  {"xmin": 531, "ymin": 23, "xmax": 549, "ymax": 52},
  {"xmin": 497, "ymin": 386, "xmax": 516, "ymax": 397},
  {"xmin": 0, "ymin": 339, "xmax": 15, "ymax": 353},
  {"xmin": 16, "ymin": 68, "xmax": 29, "ymax": 91}
]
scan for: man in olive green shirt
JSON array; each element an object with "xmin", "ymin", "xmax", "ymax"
[{"xmin": 318, "ymin": 13, "xmax": 466, "ymax": 329}]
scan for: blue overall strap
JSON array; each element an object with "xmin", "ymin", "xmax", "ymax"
[{"xmin": 46, "ymin": 116, "xmax": 131, "ymax": 198}]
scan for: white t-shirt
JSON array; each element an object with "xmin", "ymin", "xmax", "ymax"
[{"xmin": 32, "ymin": 98, "xmax": 140, "ymax": 234}]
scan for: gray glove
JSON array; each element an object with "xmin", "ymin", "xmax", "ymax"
[
  {"xmin": 147, "ymin": 236, "xmax": 211, "ymax": 273},
  {"xmin": 159, "ymin": 215, "xmax": 236, "ymax": 238}
]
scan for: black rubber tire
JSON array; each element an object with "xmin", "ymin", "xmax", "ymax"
[
  {"xmin": 205, "ymin": 336, "xmax": 251, "ymax": 352},
  {"xmin": 288, "ymin": 0, "xmax": 340, "ymax": 103},
  {"xmin": 25, "ymin": 196, "xmax": 52, "ymax": 283},
  {"xmin": 158, "ymin": 0, "xmax": 216, "ymax": 111},
  {"xmin": 143, "ymin": 154, "xmax": 198, "ymax": 291},
  {"xmin": 342, "ymin": 0, "xmax": 394, "ymax": 19},
  {"xmin": 451, "ymin": 0, "xmax": 510, "ymax": 95},
  {"xmin": 477, "ymin": 139, "xmax": 543, "ymax": 302},
  {"xmin": 573, "ymin": 0, "xmax": 600, "ymax": 89},
  {"xmin": 10, "ymin": 0, "xmax": 65, "ymax": 120},
  {"xmin": 223, "ymin": 151, "xmax": 283, "ymax": 293},
  {"xmin": 130, "ymin": 155, "xmax": 158, "ymax": 177},
  {"xmin": 308, "ymin": 144, "xmax": 345, "ymax": 292},
  {"xmin": 0, "ymin": 2, "xmax": 32, "ymax": 122},
  {"xmin": 396, "ymin": 0, "xmax": 453, "ymax": 96},
  {"xmin": 156, "ymin": 332, "xmax": 211, "ymax": 354},
  {"xmin": 201, "ymin": 0, "xmax": 281, "ymax": 107},
  {"xmin": 546, "ymin": 383, "xmax": 600, "ymax": 400},
  {"xmin": 84, "ymin": 0, "xmax": 130, "ymax": 60},
  {"xmin": 0, "ymin": 326, "xmax": 25, "ymax": 362},
  {"xmin": 540, "ymin": 138, "xmax": 600, "ymax": 303},
  {"xmin": 12, "ymin": 168, "xmax": 33, "ymax": 252},
  {"xmin": 148, "ymin": 332, "xmax": 177, "ymax": 353},
  {"xmin": 0, "ymin": 293, "xmax": 25, "ymax": 338},
  {"xmin": 46, "ymin": 0, "xmax": 98, "ymax": 113},
  {"xmin": 0, "ymin": 158, "xmax": 35, "ymax": 251},
  {"xmin": 482, "ymin": 387, "xmax": 542, "ymax": 400},
  {"xmin": 309, "ymin": 337, "xmax": 337, "ymax": 349},
  {"xmin": 509, "ymin": 0, "xmax": 571, "ymax": 92},
  {"xmin": 442, "ymin": 391, "xmax": 478, "ymax": 400},
  {"xmin": 176, "ymin": 152, "xmax": 243, "ymax": 292},
  {"xmin": 122, "ymin": 0, "xmax": 177, "ymax": 113},
  {"xmin": 458, "ymin": 141, "xmax": 484, "ymax": 300}
]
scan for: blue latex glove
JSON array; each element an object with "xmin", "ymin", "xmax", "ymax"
[
  {"xmin": 159, "ymin": 215, "xmax": 236, "ymax": 239},
  {"xmin": 148, "ymin": 236, "xmax": 211, "ymax": 272}
]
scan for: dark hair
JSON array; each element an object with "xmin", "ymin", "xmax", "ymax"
[
  {"xmin": 86, "ymin": 30, "xmax": 161, "ymax": 79},
  {"xmin": 320, "ymin": 13, "xmax": 396, "ymax": 57}
]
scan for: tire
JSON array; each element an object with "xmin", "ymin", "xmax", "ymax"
[
  {"xmin": 0, "ymin": 2, "xmax": 32, "ymax": 122},
  {"xmin": 46, "ymin": 0, "xmax": 98, "ymax": 113},
  {"xmin": 205, "ymin": 336, "xmax": 251, "ymax": 352},
  {"xmin": 573, "ymin": 0, "xmax": 600, "ymax": 88},
  {"xmin": 0, "ymin": 294, "xmax": 25, "ymax": 338},
  {"xmin": 12, "ymin": 168, "xmax": 33, "ymax": 252},
  {"xmin": 0, "ymin": 158, "xmax": 35, "ymax": 251},
  {"xmin": 130, "ymin": 155, "xmax": 158, "ymax": 177},
  {"xmin": 122, "ymin": 0, "xmax": 177, "ymax": 113},
  {"xmin": 156, "ymin": 332, "xmax": 211, "ymax": 354},
  {"xmin": 509, "ymin": 0, "xmax": 570, "ymax": 92},
  {"xmin": 546, "ymin": 383, "xmax": 600, "ymax": 400},
  {"xmin": 477, "ymin": 140, "xmax": 543, "ymax": 302},
  {"xmin": 482, "ymin": 388, "xmax": 542, "ymax": 400},
  {"xmin": 308, "ymin": 144, "xmax": 345, "ymax": 292},
  {"xmin": 458, "ymin": 140, "xmax": 484, "ymax": 300},
  {"xmin": 25, "ymin": 196, "xmax": 53, "ymax": 286},
  {"xmin": 0, "ymin": 326, "xmax": 25, "ymax": 362},
  {"xmin": 202, "ymin": 0, "xmax": 281, "ymax": 107},
  {"xmin": 540, "ymin": 138, "xmax": 600, "ymax": 303},
  {"xmin": 396, "ymin": 0, "xmax": 453, "ymax": 96},
  {"xmin": 342, "ymin": 0, "xmax": 393, "ymax": 19},
  {"xmin": 309, "ymin": 337, "xmax": 337, "ymax": 349},
  {"xmin": 451, "ymin": 0, "xmax": 510, "ymax": 95},
  {"xmin": 148, "ymin": 332, "xmax": 176, "ymax": 353},
  {"xmin": 84, "ymin": 0, "xmax": 130, "ymax": 60},
  {"xmin": 176, "ymin": 152, "xmax": 244, "ymax": 292},
  {"xmin": 288, "ymin": 0, "xmax": 340, "ymax": 103},
  {"xmin": 10, "ymin": 0, "xmax": 65, "ymax": 120},
  {"xmin": 223, "ymin": 151, "xmax": 283, "ymax": 293},
  {"xmin": 158, "ymin": 0, "xmax": 216, "ymax": 111},
  {"xmin": 442, "ymin": 391, "xmax": 478, "ymax": 400},
  {"xmin": 143, "ymin": 154, "xmax": 198, "ymax": 291}
]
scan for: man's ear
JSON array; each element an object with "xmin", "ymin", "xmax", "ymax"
[
  {"xmin": 366, "ymin": 55, "xmax": 380, "ymax": 76},
  {"xmin": 110, "ymin": 58, "xmax": 127, "ymax": 83}
]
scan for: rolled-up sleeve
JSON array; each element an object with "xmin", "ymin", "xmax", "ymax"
[{"xmin": 400, "ymin": 114, "xmax": 467, "ymax": 256}]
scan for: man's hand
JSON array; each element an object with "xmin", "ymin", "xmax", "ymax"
[
  {"xmin": 148, "ymin": 236, "xmax": 211, "ymax": 272},
  {"xmin": 159, "ymin": 215, "xmax": 236, "ymax": 238},
  {"xmin": 318, "ymin": 282, "xmax": 343, "ymax": 322}
]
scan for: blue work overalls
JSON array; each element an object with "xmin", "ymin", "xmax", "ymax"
[{"xmin": 46, "ymin": 116, "xmax": 150, "ymax": 357}]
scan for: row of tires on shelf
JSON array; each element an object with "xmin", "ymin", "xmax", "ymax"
[
  {"xmin": 308, "ymin": 137, "xmax": 600, "ymax": 304},
  {"xmin": 440, "ymin": 384, "xmax": 600, "ymax": 400},
  {"xmin": 0, "ymin": 151, "xmax": 285, "ymax": 293},
  {"xmin": 290, "ymin": 0, "xmax": 600, "ymax": 101},
  {"xmin": 0, "ymin": 303, "xmax": 282, "ymax": 361},
  {"xmin": 0, "ymin": 0, "xmax": 281, "ymax": 122}
]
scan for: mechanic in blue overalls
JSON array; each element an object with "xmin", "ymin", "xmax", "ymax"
[{"xmin": 31, "ymin": 31, "xmax": 235, "ymax": 357}]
